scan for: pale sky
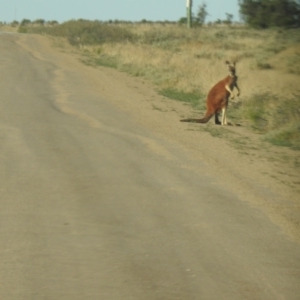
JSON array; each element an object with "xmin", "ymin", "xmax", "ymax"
[{"xmin": 0, "ymin": 0, "xmax": 240, "ymax": 23}]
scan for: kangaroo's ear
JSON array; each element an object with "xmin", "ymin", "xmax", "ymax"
[{"xmin": 225, "ymin": 61, "xmax": 230, "ymax": 65}]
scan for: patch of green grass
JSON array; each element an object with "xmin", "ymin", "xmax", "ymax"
[
  {"xmin": 195, "ymin": 51, "xmax": 225, "ymax": 60},
  {"xmin": 294, "ymin": 158, "xmax": 300, "ymax": 168},
  {"xmin": 265, "ymin": 45, "xmax": 286, "ymax": 54},
  {"xmin": 18, "ymin": 26, "xmax": 28, "ymax": 33},
  {"xmin": 159, "ymin": 88, "xmax": 205, "ymax": 109},
  {"xmin": 201, "ymin": 125, "xmax": 237, "ymax": 139},
  {"xmin": 255, "ymin": 60, "xmax": 273, "ymax": 70},
  {"xmin": 82, "ymin": 54, "xmax": 119, "ymax": 69},
  {"xmin": 228, "ymin": 135, "xmax": 252, "ymax": 150},
  {"xmin": 203, "ymin": 126, "xmax": 226, "ymax": 138},
  {"xmin": 287, "ymin": 52, "xmax": 300, "ymax": 75},
  {"xmin": 230, "ymin": 136, "xmax": 247, "ymax": 145},
  {"xmin": 230, "ymin": 93, "xmax": 271, "ymax": 132},
  {"xmin": 275, "ymin": 28, "xmax": 300, "ymax": 45},
  {"xmin": 120, "ymin": 63, "xmax": 147, "ymax": 77},
  {"xmin": 231, "ymin": 92, "xmax": 300, "ymax": 150},
  {"xmin": 195, "ymin": 52, "xmax": 214, "ymax": 59},
  {"xmin": 97, "ymin": 57, "xmax": 119, "ymax": 69},
  {"xmin": 265, "ymin": 124, "xmax": 300, "ymax": 150}
]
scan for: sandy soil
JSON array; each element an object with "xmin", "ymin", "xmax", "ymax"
[{"xmin": 17, "ymin": 33, "xmax": 300, "ymax": 243}]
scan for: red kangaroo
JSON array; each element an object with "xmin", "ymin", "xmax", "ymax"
[{"xmin": 180, "ymin": 61, "xmax": 240, "ymax": 125}]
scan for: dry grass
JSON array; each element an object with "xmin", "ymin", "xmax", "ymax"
[
  {"xmin": 81, "ymin": 25, "xmax": 300, "ymax": 96},
  {"xmin": 0, "ymin": 25, "xmax": 18, "ymax": 32}
]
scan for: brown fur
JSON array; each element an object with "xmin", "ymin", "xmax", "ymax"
[{"xmin": 180, "ymin": 61, "xmax": 240, "ymax": 125}]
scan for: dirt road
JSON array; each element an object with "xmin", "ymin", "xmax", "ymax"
[{"xmin": 0, "ymin": 32, "xmax": 299, "ymax": 299}]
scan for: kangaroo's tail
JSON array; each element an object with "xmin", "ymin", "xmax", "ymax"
[{"xmin": 180, "ymin": 113, "xmax": 213, "ymax": 124}]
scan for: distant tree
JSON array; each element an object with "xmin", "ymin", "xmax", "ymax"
[
  {"xmin": 11, "ymin": 20, "xmax": 19, "ymax": 27},
  {"xmin": 34, "ymin": 19, "xmax": 45, "ymax": 26},
  {"xmin": 224, "ymin": 13, "xmax": 234, "ymax": 25},
  {"xmin": 48, "ymin": 20, "xmax": 59, "ymax": 26},
  {"xmin": 20, "ymin": 19, "xmax": 31, "ymax": 26},
  {"xmin": 178, "ymin": 17, "xmax": 188, "ymax": 25},
  {"xmin": 239, "ymin": 0, "xmax": 300, "ymax": 28},
  {"xmin": 195, "ymin": 2, "xmax": 209, "ymax": 26}
]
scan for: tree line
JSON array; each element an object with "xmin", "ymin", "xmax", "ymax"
[
  {"xmin": 5, "ymin": 0, "xmax": 300, "ymax": 30},
  {"xmin": 239, "ymin": 0, "xmax": 300, "ymax": 28},
  {"xmin": 181, "ymin": 0, "xmax": 300, "ymax": 28}
]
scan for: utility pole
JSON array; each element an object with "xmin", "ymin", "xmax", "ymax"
[{"xmin": 186, "ymin": 0, "xmax": 192, "ymax": 28}]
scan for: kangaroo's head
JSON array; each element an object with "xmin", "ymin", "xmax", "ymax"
[{"xmin": 225, "ymin": 61, "xmax": 236, "ymax": 77}]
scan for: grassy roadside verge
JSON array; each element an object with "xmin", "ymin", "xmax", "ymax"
[{"xmin": 17, "ymin": 20, "xmax": 300, "ymax": 150}]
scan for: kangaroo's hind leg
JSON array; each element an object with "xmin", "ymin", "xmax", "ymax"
[
  {"xmin": 221, "ymin": 106, "xmax": 228, "ymax": 125},
  {"xmin": 214, "ymin": 112, "xmax": 221, "ymax": 125}
]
